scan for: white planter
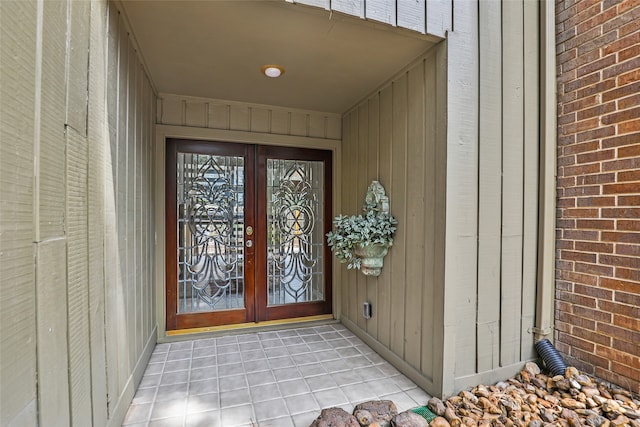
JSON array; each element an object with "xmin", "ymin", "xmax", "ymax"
[{"xmin": 353, "ymin": 243, "xmax": 390, "ymax": 276}]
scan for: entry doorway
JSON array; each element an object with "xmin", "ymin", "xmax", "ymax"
[{"xmin": 165, "ymin": 139, "xmax": 333, "ymax": 330}]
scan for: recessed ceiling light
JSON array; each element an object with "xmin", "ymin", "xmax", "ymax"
[{"xmin": 261, "ymin": 64, "xmax": 285, "ymax": 78}]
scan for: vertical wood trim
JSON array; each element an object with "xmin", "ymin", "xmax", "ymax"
[
  {"xmin": 390, "ymin": 75, "xmax": 408, "ymax": 358},
  {"xmin": 500, "ymin": 0, "xmax": 525, "ymax": 367},
  {"xmin": 366, "ymin": 95, "xmax": 380, "ymax": 338},
  {"xmin": 443, "ymin": 0, "xmax": 479, "ymax": 395},
  {"xmin": 420, "ymin": 52, "xmax": 437, "ymax": 381},
  {"xmin": 356, "ymin": 103, "xmax": 369, "ymax": 331},
  {"xmin": 339, "ymin": 114, "xmax": 352, "ymax": 321},
  {"xmin": 397, "ymin": 0, "xmax": 426, "ymax": 34},
  {"xmin": 477, "ymin": 0, "xmax": 502, "ymax": 373},
  {"xmin": 426, "ymin": 0, "xmax": 453, "ymax": 39},
  {"xmin": 346, "ymin": 111, "xmax": 359, "ymax": 322},
  {"xmin": 377, "ymin": 85, "xmax": 393, "ymax": 348},
  {"xmin": 404, "ymin": 61, "xmax": 427, "ymax": 370},
  {"xmin": 521, "ymin": 0, "xmax": 539, "ymax": 360}
]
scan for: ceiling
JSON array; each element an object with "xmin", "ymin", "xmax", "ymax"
[{"xmin": 121, "ymin": 0, "xmax": 436, "ymax": 114}]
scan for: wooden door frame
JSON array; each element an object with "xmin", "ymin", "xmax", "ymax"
[{"xmin": 155, "ymin": 126, "xmax": 341, "ymax": 337}]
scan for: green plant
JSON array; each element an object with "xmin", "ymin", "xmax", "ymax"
[{"xmin": 326, "ymin": 209, "xmax": 398, "ymax": 270}]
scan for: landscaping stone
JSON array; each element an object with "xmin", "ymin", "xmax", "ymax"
[
  {"xmin": 310, "ymin": 407, "xmax": 360, "ymax": 427},
  {"xmin": 309, "ymin": 364, "xmax": 640, "ymax": 427}
]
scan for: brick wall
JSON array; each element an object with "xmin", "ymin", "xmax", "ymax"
[{"xmin": 555, "ymin": 0, "xmax": 640, "ymax": 394}]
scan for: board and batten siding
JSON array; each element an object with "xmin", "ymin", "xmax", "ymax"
[
  {"xmin": 286, "ymin": 0, "xmax": 452, "ymax": 39},
  {"xmin": 340, "ymin": 0, "xmax": 542, "ymax": 397},
  {"xmin": 339, "ymin": 44, "xmax": 448, "ymax": 395},
  {"xmin": 157, "ymin": 94, "xmax": 342, "ymax": 141},
  {"xmin": 0, "ymin": 1, "xmax": 156, "ymax": 426}
]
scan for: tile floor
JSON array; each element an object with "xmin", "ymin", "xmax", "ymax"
[{"xmin": 123, "ymin": 323, "xmax": 431, "ymax": 427}]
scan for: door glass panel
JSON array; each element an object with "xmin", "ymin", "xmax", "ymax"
[
  {"xmin": 176, "ymin": 152, "xmax": 245, "ymax": 313},
  {"xmin": 267, "ymin": 159, "xmax": 324, "ymax": 306}
]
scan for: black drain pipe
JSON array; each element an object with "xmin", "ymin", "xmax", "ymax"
[{"xmin": 534, "ymin": 338, "xmax": 568, "ymax": 377}]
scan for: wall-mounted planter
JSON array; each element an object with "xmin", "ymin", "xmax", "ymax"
[
  {"xmin": 326, "ymin": 181, "xmax": 397, "ymax": 276},
  {"xmin": 353, "ymin": 243, "xmax": 390, "ymax": 276}
]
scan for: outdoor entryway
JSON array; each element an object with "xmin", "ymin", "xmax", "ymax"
[{"xmin": 165, "ymin": 139, "xmax": 333, "ymax": 330}]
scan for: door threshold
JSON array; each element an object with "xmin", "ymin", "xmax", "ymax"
[{"xmin": 163, "ymin": 314, "xmax": 336, "ymax": 341}]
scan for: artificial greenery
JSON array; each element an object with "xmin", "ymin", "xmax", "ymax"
[{"xmin": 326, "ymin": 209, "xmax": 398, "ymax": 270}]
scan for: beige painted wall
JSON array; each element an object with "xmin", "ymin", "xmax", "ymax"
[
  {"xmin": 339, "ymin": 44, "xmax": 448, "ymax": 395},
  {"xmin": 0, "ymin": 1, "xmax": 156, "ymax": 425},
  {"xmin": 341, "ymin": 0, "xmax": 542, "ymax": 398}
]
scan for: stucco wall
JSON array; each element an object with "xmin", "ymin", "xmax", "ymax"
[
  {"xmin": 555, "ymin": 0, "xmax": 640, "ymax": 394},
  {"xmin": 0, "ymin": 1, "xmax": 156, "ymax": 425}
]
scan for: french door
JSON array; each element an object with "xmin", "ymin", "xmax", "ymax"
[{"xmin": 165, "ymin": 139, "xmax": 332, "ymax": 330}]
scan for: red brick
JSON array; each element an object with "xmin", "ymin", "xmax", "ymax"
[
  {"xmin": 594, "ymin": 367, "xmax": 640, "ymax": 395},
  {"xmin": 565, "ymin": 140, "xmax": 600, "ymax": 155},
  {"xmin": 603, "ymin": 183, "xmax": 640, "ymax": 194},
  {"xmin": 558, "ymin": 331, "xmax": 596, "ymax": 352},
  {"xmin": 600, "ymin": 277, "xmax": 640, "ymax": 292},
  {"xmin": 557, "ymin": 239, "xmax": 575, "ymax": 250},
  {"xmin": 613, "ymin": 338, "xmax": 640, "ymax": 358},
  {"xmin": 558, "ymin": 310, "xmax": 597, "ymax": 329},
  {"xmin": 573, "ymin": 305, "xmax": 613, "ymax": 323},
  {"xmin": 576, "ymin": 126, "xmax": 616, "ymax": 143},
  {"xmin": 619, "ymin": 119, "xmax": 640, "ymax": 134},
  {"xmin": 565, "ymin": 74, "xmax": 602, "ymax": 94},
  {"xmin": 619, "ymin": 44, "xmax": 640, "ymax": 62},
  {"xmin": 618, "ymin": 0, "xmax": 640, "ymax": 13},
  {"xmin": 570, "ymin": 346, "xmax": 611, "ymax": 368},
  {"xmin": 602, "ymin": 157, "xmax": 640, "ymax": 171},
  {"xmin": 618, "ymin": 195, "xmax": 640, "ymax": 206},
  {"xmin": 576, "ymin": 149, "xmax": 615, "ymax": 164},
  {"xmin": 601, "ymin": 207, "xmax": 640, "ymax": 217},
  {"xmin": 616, "ymin": 243, "xmax": 640, "ymax": 256},
  {"xmin": 602, "ymin": 30, "xmax": 640, "ymax": 55},
  {"xmin": 565, "ymin": 185, "xmax": 601, "ymax": 196},
  {"xmin": 596, "ymin": 344, "xmax": 640, "ymax": 370},
  {"xmin": 576, "ymin": 103, "xmax": 616, "ymax": 121},
  {"xmin": 558, "ymin": 271, "xmax": 601, "ymax": 289},
  {"xmin": 618, "ymin": 143, "xmax": 640, "ymax": 157},
  {"xmin": 617, "ymin": 267, "xmax": 640, "ymax": 281},
  {"xmin": 575, "ymin": 241, "xmax": 614, "ymax": 252},
  {"xmin": 601, "ymin": 106, "xmax": 640, "ymax": 125},
  {"xmin": 558, "ymin": 155, "xmax": 576, "ymax": 167},
  {"xmin": 556, "ymin": 280, "xmax": 574, "ymax": 292},
  {"xmin": 577, "ymin": 55, "xmax": 617, "ymax": 78},
  {"xmin": 575, "ymin": 261, "xmax": 615, "ymax": 276},
  {"xmin": 577, "ymin": 196, "xmax": 616, "ymax": 207},
  {"xmin": 597, "ymin": 321, "xmax": 640, "ymax": 343},
  {"xmin": 617, "ymin": 219, "xmax": 640, "ymax": 231},
  {"xmin": 572, "ymin": 326, "xmax": 612, "ymax": 347},
  {"xmin": 577, "ymin": 30, "xmax": 618, "ymax": 56},
  {"xmin": 576, "ymin": 219, "xmax": 614, "ymax": 229},
  {"xmin": 610, "ymin": 361, "xmax": 640, "ymax": 382},
  {"xmin": 599, "ymin": 300, "xmax": 640, "ymax": 320},
  {"xmin": 577, "ymin": 172, "xmax": 616, "ymax": 184},
  {"xmin": 618, "ymin": 92, "xmax": 640, "ymax": 109},
  {"xmin": 561, "ymin": 250, "xmax": 598, "ymax": 262},
  {"xmin": 599, "ymin": 254, "xmax": 640, "ymax": 268},
  {"xmin": 602, "ymin": 81, "xmax": 640, "ymax": 102},
  {"xmin": 618, "ymin": 69, "xmax": 640, "ymax": 86},
  {"xmin": 558, "ymin": 197, "xmax": 577, "ymax": 208},
  {"xmin": 564, "ymin": 163, "xmax": 601, "ymax": 176},
  {"xmin": 618, "ymin": 170, "xmax": 640, "ymax": 181},
  {"xmin": 613, "ymin": 314, "xmax": 640, "ymax": 331},
  {"xmin": 576, "ymin": 78, "xmax": 616, "ymax": 100},
  {"xmin": 564, "ymin": 229, "xmax": 599, "ymax": 241},
  {"xmin": 615, "ymin": 291, "xmax": 640, "ymax": 307},
  {"xmin": 602, "ymin": 133, "xmax": 640, "ymax": 148},
  {"xmin": 603, "ymin": 56, "xmax": 640, "ymax": 80},
  {"xmin": 619, "ymin": 15, "xmax": 640, "ymax": 37},
  {"xmin": 603, "ymin": 4, "xmax": 640, "ymax": 33},
  {"xmin": 577, "ymin": 7, "xmax": 618, "ymax": 34},
  {"xmin": 563, "ymin": 208, "xmax": 600, "ymax": 217},
  {"xmin": 575, "ymin": 283, "xmax": 614, "ymax": 299},
  {"xmin": 601, "ymin": 231, "xmax": 640, "ymax": 242}
]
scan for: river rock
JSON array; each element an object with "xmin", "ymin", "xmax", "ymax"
[
  {"xmin": 310, "ymin": 408, "xmax": 360, "ymax": 427},
  {"xmin": 391, "ymin": 411, "xmax": 429, "ymax": 427},
  {"xmin": 354, "ymin": 400, "xmax": 398, "ymax": 427},
  {"xmin": 524, "ymin": 362, "xmax": 541, "ymax": 377},
  {"xmin": 429, "ymin": 398, "xmax": 447, "ymax": 416},
  {"xmin": 561, "ymin": 398, "xmax": 586, "ymax": 410},
  {"xmin": 610, "ymin": 415, "xmax": 630, "ymax": 427}
]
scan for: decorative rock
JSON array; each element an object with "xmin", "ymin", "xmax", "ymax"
[
  {"xmin": 540, "ymin": 410, "xmax": 555, "ymax": 423},
  {"xmin": 429, "ymin": 398, "xmax": 447, "ymax": 417},
  {"xmin": 524, "ymin": 362, "xmax": 541, "ymax": 377},
  {"xmin": 310, "ymin": 408, "xmax": 360, "ymax": 427},
  {"xmin": 602, "ymin": 400, "xmax": 625, "ymax": 415},
  {"xmin": 610, "ymin": 415, "xmax": 630, "ymax": 427},
  {"xmin": 354, "ymin": 400, "xmax": 398, "ymax": 427},
  {"xmin": 565, "ymin": 367, "xmax": 579, "ymax": 379},
  {"xmin": 561, "ymin": 398, "xmax": 586, "ymax": 410},
  {"xmin": 392, "ymin": 410, "xmax": 429, "ymax": 427},
  {"xmin": 528, "ymin": 420, "xmax": 542, "ymax": 427},
  {"xmin": 626, "ymin": 411, "xmax": 640, "ymax": 420}
]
